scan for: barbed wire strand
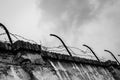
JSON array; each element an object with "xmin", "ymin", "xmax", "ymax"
[
  {"xmin": 0, "ymin": 33, "xmax": 95, "ymax": 58},
  {"xmin": 0, "ymin": 32, "xmax": 38, "ymax": 44}
]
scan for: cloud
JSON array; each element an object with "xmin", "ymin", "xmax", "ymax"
[
  {"xmin": 38, "ymin": 0, "xmax": 95, "ymax": 32},
  {"xmin": 79, "ymin": 0, "xmax": 120, "ymax": 60},
  {"xmin": 37, "ymin": 0, "xmax": 120, "ymax": 60}
]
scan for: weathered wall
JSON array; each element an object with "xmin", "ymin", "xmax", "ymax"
[{"xmin": 0, "ymin": 40, "xmax": 120, "ymax": 80}]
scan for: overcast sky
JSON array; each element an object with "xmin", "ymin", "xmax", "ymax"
[{"xmin": 0, "ymin": 0, "xmax": 120, "ymax": 61}]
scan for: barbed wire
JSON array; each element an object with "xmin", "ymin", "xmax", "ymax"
[
  {"xmin": 44, "ymin": 45, "xmax": 91, "ymax": 54},
  {"xmin": 11, "ymin": 33, "xmax": 37, "ymax": 44},
  {"xmin": 41, "ymin": 45, "xmax": 94, "ymax": 58},
  {"xmin": 0, "ymin": 32, "xmax": 18, "ymax": 42},
  {"xmin": 0, "ymin": 33, "xmax": 6, "ymax": 36},
  {"xmin": 0, "ymin": 32, "xmax": 107, "ymax": 60},
  {"xmin": 0, "ymin": 32, "xmax": 37, "ymax": 44}
]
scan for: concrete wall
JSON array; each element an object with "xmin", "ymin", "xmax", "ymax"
[{"xmin": 0, "ymin": 40, "xmax": 120, "ymax": 80}]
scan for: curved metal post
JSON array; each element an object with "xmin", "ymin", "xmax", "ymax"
[
  {"xmin": 104, "ymin": 50, "xmax": 120, "ymax": 65},
  {"xmin": 83, "ymin": 44, "xmax": 100, "ymax": 62},
  {"xmin": 0, "ymin": 23, "xmax": 13, "ymax": 44},
  {"xmin": 50, "ymin": 34, "xmax": 72, "ymax": 57}
]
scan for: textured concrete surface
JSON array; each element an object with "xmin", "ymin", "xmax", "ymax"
[{"xmin": 0, "ymin": 40, "xmax": 120, "ymax": 80}]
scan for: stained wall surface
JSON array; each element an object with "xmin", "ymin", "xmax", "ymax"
[
  {"xmin": 0, "ymin": 40, "xmax": 119, "ymax": 80},
  {"xmin": 0, "ymin": 52, "xmax": 116, "ymax": 80}
]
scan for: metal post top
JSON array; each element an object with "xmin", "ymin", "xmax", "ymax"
[
  {"xmin": 83, "ymin": 44, "xmax": 101, "ymax": 62},
  {"xmin": 50, "ymin": 34, "xmax": 72, "ymax": 57},
  {"xmin": 104, "ymin": 49, "xmax": 120, "ymax": 65},
  {"xmin": 0, "ymin": 23, "xmax": 13, "ymax": 44}
]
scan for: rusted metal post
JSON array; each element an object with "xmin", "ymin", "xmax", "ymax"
[
  {"xmin": 104, "ymin": 50, "xmax": 120, "ymax": 65},
  {"xmin": 83, "ymin": 44, "xmax": 101, "ymax": 62},
  {"xmin": 50, "ymin": 34, "xmax": 72, "ymax": 57},
  {"xmin": 0, "ymin": 23, "xmax": 13, "ymax": 45}
]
